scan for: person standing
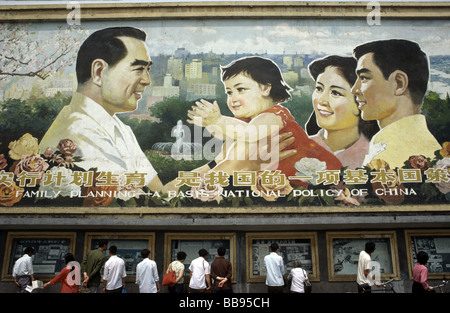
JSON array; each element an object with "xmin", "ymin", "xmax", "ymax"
[
  {"xmin": 188, "ymin": 248, "xmax": 212, "ymax": 293},
  {"xmin": 356, "ymin": 242, "xmax": 381, "ymax": 293},
  {"xmin": 288, "ymin": 260, "xmax": 308, "ymax": 293},
  {"xmin": 264, "ymin": 243, "xmax": 285, "ymax": 293},
  {"xmin": 102, "ymin": 245, "xmax": 126, "ymax": 293},
  {"xmin": 136, "ymin": 248, "xmax": 160, "ymax": 293},
  {"xmin": 43, "ymin": 253, "xmax": 80, "ymax": 293},
  {"xmin": 81, "ymin": 240, "xmax": 107, "ymax": 293},
  {"xmin": 412, "ymin": 251, "xmax": 433, "ymax": 293},
  {"xmin": 210, "ymin": 247, "xmax": 233, "ymax": 293},
  {"xmin": 166, "ymin": 251, "xmax": 187, "ymax": 294},
  {"xmin": 12, "ymin": 247, "xmax": 35, "ymax": 293}
]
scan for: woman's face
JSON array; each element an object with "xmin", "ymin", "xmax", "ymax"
[{"xmin": 312, "ymin": 66, "xmax": 360, "ymax": 132}]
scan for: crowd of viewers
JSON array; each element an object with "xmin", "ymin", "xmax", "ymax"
[{"xmin": 12, "ymin": 240, "xmax": 435, "ymax": 294}]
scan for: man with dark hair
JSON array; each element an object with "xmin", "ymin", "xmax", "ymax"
[
  {"xmin": 103, "ymin": 245, "xmax": 126, "ymax": 293},
  {"xmin": 352, "ymin": 39, "xmax": 441, "ymax": 168},
  {"xmin": 263, "ymin": 243, "xmax": 285, "ymax": 293},
  {"xmin": 40, "ymin": 27, "xmax": 161, "ymax": 189},
  {"xmin": 211, "ymin": 246, "xmax": 233, "ymax": 293},
  {"xmin": 75, "ymin": 27, "xmax": 147, "ymax": 85},
  {"xmin": 188, "ymin": 248, "xmax": 212, "ymax": 293},
  {"xmin": 81, "ymin": 240, "xmax": 108, "ymax": 293},
  {"xmin": 356, "ymin": 242, "xmax": 380, "ymax": 293},
  {"xmin": 13, "ymin": 247, "xmax": 35, "ymax": 293},
  {"xmin": 136, "ymin": 248, "xmax": 160, "ymax": 293}
]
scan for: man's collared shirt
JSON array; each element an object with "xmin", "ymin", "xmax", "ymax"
[
  {"xmin": 135, "ymin": 258, "xmax": 159, "ymax": 293},
  {"xmin": 13, "ymin": 254, "xmax": 33, "ymax": 277},
  {"xmin": 189, "ymin": 257, "xmax": 210, "ymax": 290},
  {"xmin": 356, "ymin": 251, "xmax": 372, "ymax": 286},
  {"xmin": 363, "ymin": 114, "xmax": 441, "ymax": 169},
  {"xmin": 264, "ymin": 252, "xmax": 285, "ymax": 287},
  {"xmin": 103, "ymin": 255, "xmax": 126, "ymax": 291},
  {"xmin": 39, "ymin": 92, "xmax": 157, "ymax": 186}
]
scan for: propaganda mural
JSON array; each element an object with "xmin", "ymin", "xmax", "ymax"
[{"xmin": 0, "ymin": 17, "xmax": 449, "ymax": 209}]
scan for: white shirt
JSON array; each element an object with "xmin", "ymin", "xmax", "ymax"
[
  {"xmin": 39, "ymin": 92, "xmax": 157, "ymax": 186},
  {"xmin": 189, "ymin": 257, "xmax": 210, "ymax": 290},
  {"xmin": 264, "ymin": 252, "xmax": 285, "ymax": 287},
  {"xmin": 13, "ymin": 254, "xmax": 34, "ymax": 277},
  {"xmin": 288, "ymin": 268, "xmax": 308, "ymax": 293},
  {"xmin": 135, "ymin": 258, "xmax": 159, "ymax": 293},
  {"xmin": 356, "ymin": 251, "xmax": 372, "ymax": 286},
  {"xmin": 103, "ymin": 255, "xmax": 126, "ymax": 290}
]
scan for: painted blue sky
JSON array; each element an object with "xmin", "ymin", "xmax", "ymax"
[{"xmin": 2, "ymin": 9, "xmax": 449, "ymax": 96}]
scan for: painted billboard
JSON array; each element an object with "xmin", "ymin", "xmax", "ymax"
[{"xmin": 0, "ymin": 5, "xmax": 449, "ymax": 210}]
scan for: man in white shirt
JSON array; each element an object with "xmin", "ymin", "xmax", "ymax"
[
  {"xmin": 12, "ymin": 247, "xmax": 35, "ymax": 293},
  {"xmin": 40, "ymin": 27, "xmax": 160, "ymax": 189},
  {"xmin": 356, "ymin": 242, "xmax": 381, "ymax": 293},
  {"xmin": 263, "ymin": 243, "xmax": 285, "ymax": 293},
  {"xmin": 188, "ymin": 249, "xmax": 211, "ymax": 293},
  {"xmin": 135, "ymin": 248, "xmax": 160, "ymax": 293},
  {"xmin": 102, "ymin": 245, "xmax": 126, "ymax": 293}
]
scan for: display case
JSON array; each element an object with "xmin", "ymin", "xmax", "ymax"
[
  {"xmin": 164, "ymin": 232, "xmax": 237, "ymax": 283},
  {"xmin": 405, "ymin": 229, "xmax": 450, "ymax": 279},
  {"xmin": 83, "ymin": 232, "xmax": 155, "ymax": 282},
  {"xmin": 2, "ymin": 232, "xmax": 76, "ymax": 281},
  {"xmin": 246, "ymin": 232, "xmax": 319, "ymax": 282},
  {"xmin": 326, "ymin": 231, "xmax": 400, "ymax": 281}
]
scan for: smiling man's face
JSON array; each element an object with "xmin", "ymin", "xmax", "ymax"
[
  {"xmin": 100, "ymin": 36, "xmax": 152, "ymax": 115},
  {"xmin": 351, "ymin": 52, "xmax": 397, "ymax": 124}
]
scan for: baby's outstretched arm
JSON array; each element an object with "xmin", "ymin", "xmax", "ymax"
[
  {"xmin": 187, "ymin": 99, "xmax": 283, "ymax": 142},
  {"xmin": 187, "ymin": 99, "xmax": 222, "ymax": 128}
]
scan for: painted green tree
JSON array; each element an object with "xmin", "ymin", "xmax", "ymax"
[{"xmin": 422, "ymin": 91, "xmax": 450, "ymax": 145}]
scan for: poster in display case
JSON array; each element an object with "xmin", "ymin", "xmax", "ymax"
[
  {"xmin": 164, "ymin": 233, "xmax": 237, "ymax": 283},
  {"xmin": 84, "ymin": 232, "xmax": 155, "ymax": 280},
  {"xmin": 2, "ymin": 232, "xmax": 76, "ymax": 281},
  {"xmin": 405, "ymin": 229, "xmax": 450, "ymax": 279},
  {"xmin": 246, "ymin": 232, "xmax": 319, "ymax": 282},
  {"xmin": 326, "ymin": 231, "xmax": 400, "ymax": 281}
]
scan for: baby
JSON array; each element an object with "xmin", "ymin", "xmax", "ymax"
[{"xmin": 188, "ymin": 56, "xmax": 342, "ymax": 186}]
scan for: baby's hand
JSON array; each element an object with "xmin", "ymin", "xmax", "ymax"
[{"xmin": 187, "ymin": 99, "xmax": 221, "ymax": 127}]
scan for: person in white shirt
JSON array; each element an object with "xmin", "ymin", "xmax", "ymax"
[
  {"xmin": 135, "ymin": 248, "xmax": 160, "ymax": 293},
  {"xmin": 188, "ymin": 249, "xmax": 211, "ymax": 293},
  {"xmin": 288, "ymin": 260, "xmax": 308, "ymax": 293},
  {"xmin": 12, "ymin": 247, "xmax": 35, "ymax": 293},
  {"xmin": 102, "ymin": 245, "xmax": 126, "ymax": 293},
  {"xmin": 356, "ymin": 242, "xmax": 381, "ymax": 293},
  {"xmin": 40, "ymin": 27, "xmax": 160, "ymax": 189},
  {"xmin": 264, "ymin": 243, "xmax": 285, "ymax": 293}
]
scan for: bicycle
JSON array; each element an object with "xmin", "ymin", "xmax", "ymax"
[
  {"xmin": 429, "ymin": 279, "xmax": 449, "ymax": 293},
  {"xmin": 373, "ymin": 279, "xmax": 396, "ymax": 293}
]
